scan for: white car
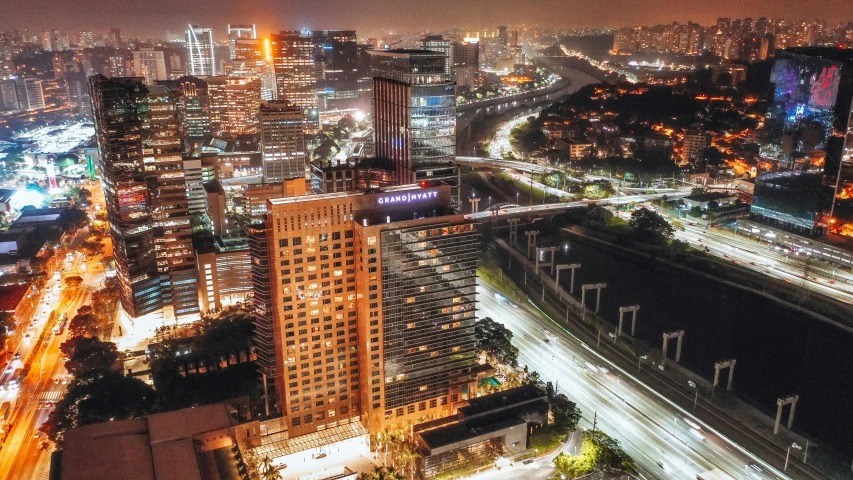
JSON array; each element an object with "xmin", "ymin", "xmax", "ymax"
[{"xmin": 688, "ymin": 428, "xmax": 705, "ymax": 441}]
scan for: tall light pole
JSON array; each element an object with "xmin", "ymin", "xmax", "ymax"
[
  {"xmin": 637, "ymin": 354, "xmax": 648, "ymax": 375},
  {"xmin": 688, "ymin": 380, "xmax": 698, "ymax": 411},
  {"xmin": 784, "ymin": 442, "xmax": 802, "ymax": 471}
]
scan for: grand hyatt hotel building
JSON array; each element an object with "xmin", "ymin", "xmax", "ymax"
[{"xmin": 251, "ymin": 183, "xmax": 479, "ymax": 437}]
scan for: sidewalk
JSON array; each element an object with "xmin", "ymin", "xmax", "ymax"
[{"xmin": 493, "ymin": 236, "xmax": 850, "ymax": 480}]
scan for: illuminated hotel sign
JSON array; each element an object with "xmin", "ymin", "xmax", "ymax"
[{"xmin": 377, "ymin": 190, "xmax": 439, "ymax": 205}]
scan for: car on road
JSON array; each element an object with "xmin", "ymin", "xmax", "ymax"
[{"xmin": 688, "ymin": 428, "xmax": 705, "ymax": 441}]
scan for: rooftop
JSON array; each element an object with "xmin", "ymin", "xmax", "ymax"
[
  {"xmin": 0, "ymin": 283, "xmax": 30, "ymax": 312},
  {"xmin": 60, "ymin": 401, "xmax": 242, "ymax": 480},
  {"xmin": 685, "ymin": 191, "xmax": 737, "ymax": 202}
]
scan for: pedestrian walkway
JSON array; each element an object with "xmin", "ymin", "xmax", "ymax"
[{"xmin": 38, "ymin": 390, "xmax": 61, "ymax": 402}]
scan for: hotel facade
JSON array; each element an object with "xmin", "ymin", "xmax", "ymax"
[{"xmin": 252, "ymin": 183, "xmax": 479, "ymax": 437}]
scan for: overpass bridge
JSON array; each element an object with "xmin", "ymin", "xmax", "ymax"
[
  {"xmin": 454, "ymin": 156, "xmax": 558, "ymax": 174},
  {"xmin": 465, "ymin": 192, "xmax": 690, "ymax": 221}
]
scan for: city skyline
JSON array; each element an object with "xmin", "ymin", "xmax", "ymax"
[{"xmin": 2, "ymin": 0, "xmax": 853, "ymax": 40}]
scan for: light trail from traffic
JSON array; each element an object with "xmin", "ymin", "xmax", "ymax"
[{"xmin": 478, "ymin": 280, "xmax": 787, "ymax": 480}]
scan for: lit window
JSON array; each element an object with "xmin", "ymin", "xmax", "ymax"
[
  {"xmin": 419, "ymin": 385, "xmax": 428, "ymax": 391},
  {"xmin": 407, "ymin": 322, "xmax": 416, "ymax": 329},
  {"xmin": 418, "ymin": 345, "xmax": 428, "ymax": 351},
  {"xmin": 452, "ymin": 346, "xmax": 461, "ymax": 352},
  {"xmin": 367, "ymin": 236, "xmax": 376, "ymax": 245},
  {"xmin": 406, "ymin": 297, "xmax": 415, "ymax": 303}
]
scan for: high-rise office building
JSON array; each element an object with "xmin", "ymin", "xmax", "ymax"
[
  {"xmin": 259, "ymin": 101, "xmax": 306, "ymax": 182},
  {"xmin": 88, "ymin": 75, "xmax": 199, "ymax": 321},
  {"xmin": 108, "ymin": 28, "xmax": 122, "ymax": 48},
  {"xmin": 207, "ymin": 76, "xmax": 262, "ymax": 135},
  {"xmin": 133, "ymin": 48, "xmax": 168, "ymax": 84},
  {"xmin": 419, "ymin": 35, "xmax": 452, "ymax": 79},
  {"xmin": 228, "ymin": 24, "xmax": 257, "ymax": 58},
  {"xmin": 497, "ymin": 25, "xmax": 508, "ymax": 53},
  {"xmin": 451, "ymin": 40, "xmax": 479, "ymax": 89},
  {"xmin": 270, "ymin": 31, "xmax": 316, "ymax": 109},
  {"xmin": 186, "ymin": 25, "xmax": 216, "ymax": 76},
  {"xmin": 64, "ymin": 62, "xmax": 89, "ymax": 111},
  {"xmin": 251, "ymin": 183, "xmax": 478, "ymax": 437},
  {"xmin": 761, "ymin": 49, "xmax": 848, "ymax": 167},
  {"xmin": 0, "ymin": 77, "xmax": 45, "ymax": 111},
  {"xmin": 174, "ymin": 76, "xmax": 212, "ymax": 141},
  {"xmin": 312, "ymin": 30, "xmax": 360, "ymax": 112},
  {"xmin": 0, "ymin": 80, "xmax": 18, "ymax": 111},
  {"xmin": 370, "ymin": 49, "xmax": 457, "ymax": 194}
]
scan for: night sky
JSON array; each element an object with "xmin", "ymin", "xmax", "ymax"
[{"xmin": 2, "ymin": 0, "xmax": 851, "ymax": 39}]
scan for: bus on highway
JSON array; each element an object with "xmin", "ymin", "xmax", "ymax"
[{"xmin": 54, "ymin": 313, "xmax": 68, "ymax": 335}]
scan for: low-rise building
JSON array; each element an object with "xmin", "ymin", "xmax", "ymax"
[
  {"xmin": 194, "ymin": 235, "xmax": 253, "ymax": 313},
  {"xmin": 682, "ymin": 192, "xmax": 739, "ymax": 210},
  {"xmin": 54, "ymin": 399, "xmax": 260, "ymax": 480},
  {"xmin": 415, "ymin": 384, "xmax": 549, "ymax": 479}
]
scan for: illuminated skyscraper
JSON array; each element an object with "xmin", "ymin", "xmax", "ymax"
[
  {"xmin": 186, "ymin": 25, "xmax": 216, "ymax": 76},
  {"xmin": 451, "ymin": 40, "xmax": 479, "ymax": 89},
  {"xmin": 419, "ymin": 35, "xmax": 452, "ymax": 79},
  {"xmin": 259, "ymin": 101, "xmax": 306, "ymax": 182},
  {"xmin": 88, "ymin": 75, "xmax": 199, "ymax": 321},
  {"xmin": 250, "ymin": 183, "xmax": 478, "ymax": 437},
  {"xmin": 761, "ymin": 49, "xmax": 846, "ymax": 167},
  {"xmin": 369, "ymin": 49, "xmax": 457, "ymax": 197},
  {"xmin": 270, "ymin": 31, "xmax": 316, "ymax": 108},
  {"xmin": 312, "ymin": 30, "xmax": 360, "ymax": 112},
  {"xmin": 207, "ymin": 76, "xmax": 262, "ymax": 135},
  {"xmin": 0, "ymin": 78, "xmax": 45, "ymax": 111},
  {"xmin": 132, "ymin": 48, "xmax": 168, "ymax": 84},
  {"xmin": 227, "ymin": 24, "xmax": 256, "ymax": 59}
]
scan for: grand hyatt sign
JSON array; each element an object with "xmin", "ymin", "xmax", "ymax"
[{"xmin": 377, "ymin": 190, "xmax": 439, "ymax": 205}]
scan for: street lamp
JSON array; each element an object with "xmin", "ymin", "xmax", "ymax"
[
  {"xmin": 784, "ymin": 442, "xmax": 802, "ymax": 471},
  {"xmin": 638, "ymin": 354, "xmax": 648, "ymax": 375},
  {"xmin": 688, "ymin": 380, "xmax": 698, "ymax": 411}
]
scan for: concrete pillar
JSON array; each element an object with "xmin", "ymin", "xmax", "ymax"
[
  {"xmin": 581, "ymin": 283, "xmax": 606, "ymax": 313},
  {"xmin": 774, "ymin": 401, "xmax": 784, "ymax": 435},
  {"xmin": 662, "ymin": 330, "xmax": 685, "ymax": 363},
  {"xmin": 788, "ymin": 398, "xmax": 797, "ymax": 429},
  {"xmin": 508, "ymin": 218, "xmax": 520, "ymax": 246},
  {"xmin": 556, "ymin": 263, "xmax": 580, "ymax": 294},
  {"xmin": 618, "ymin": 305, "xmax": 639, "ymax": 336},
  {"xmin": 675, "ymin": 335, "xmax": 683, "ymax": 362},
  {"xmin": 525, "ymin": 231, "xmax": 539, "ymax": 259},
  {"xmin": 536, "ymin": 247, "xmax": 557, "ymax": 275},
  {"xmin": 774, "ymin": 395, "xmax": 799, "ymax": 434},
  {"xmin": 469, "ymin": 197, "xmax": 480, "ymax": 213}
]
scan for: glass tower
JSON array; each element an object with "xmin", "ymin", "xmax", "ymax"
[{"xmin": 369, "ymin": 49, "xmax": 457, "ymax": 198}]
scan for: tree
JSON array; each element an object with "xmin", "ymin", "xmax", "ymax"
[
  {"xmin": 68, "ymin": 312, "xmax": 100, "ymax": 338},
  {"xmin": 358, "ymin": 466, "xmax": 404, "ymax": 480},
  {"xmin": 474, "ymin": 317, "xmax": 519, "ymax": 367},
  {"xmin": 68, "ymin": 187, "xmax": 91, "ymax": 205},
  {"xmin": 64, "ymin": 275, "xmax": 84, "ymax": 289},
  {"xmin": 57, "ymin": 208, "xmax": 90, "ymax": 231},
  {"xmin": 259, "ymin": 456, "xmax": 283, "ymax": 480},
  {"xmin": 628, "ymin": 208, "xmax": 674, "ymax": 242},
  {"xmin": 41, "ymin": 371, "xmax": 155, "ymax": 446},
  {"xmin": 551, "ymin": 394, "xmax": 582, "ymax": 432},
  {"xmin": 0, "ymin": 311, "xmax": 12, "ymax": 348},
  {"xmin": 60, "ymin": 337, "xmax": 119, "ymax": 377}
]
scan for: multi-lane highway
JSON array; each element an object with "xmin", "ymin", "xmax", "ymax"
[
  {"xmin": 607, "ymin": 206, "xmax": 853, "ymax": 309},
  {"xmin": 0, "ymin": 247, "xmax": 107, "ymax": 480},
  {"xmin": 477, "ymin": 280, "xmax": 787, "ymax": 480}
]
